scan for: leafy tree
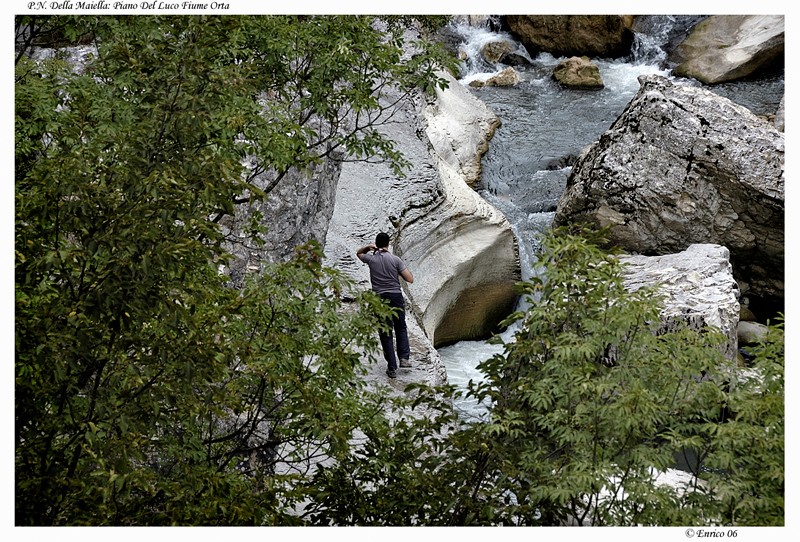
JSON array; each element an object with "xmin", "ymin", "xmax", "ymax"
[
  {"xmin": 15, "ymin": 14, "xmax": 453, "ymax": 525},
  {"xmin": 684, "ymin": 318, "xmax": 785, "ymax": 525},
  {"xmin": 301, "ymin": 227, "xmax": 784, "ymax": 526},
  {"xmin": 459, "ymin": 227, "xmax": 784, "ymax": 525},
  {"xmin": 301, "ymin": 382, "xmax": 466, "ymax": 525}
]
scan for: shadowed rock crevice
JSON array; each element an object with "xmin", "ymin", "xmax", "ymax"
[{"xmin": 432, "ymin": 280, "xmax": 518, "ymax": 348}]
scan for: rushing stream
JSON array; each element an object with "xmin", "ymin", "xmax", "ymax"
[{"xmin": 437, "ymin": 16, "xmax": 785, "ymax": 420}]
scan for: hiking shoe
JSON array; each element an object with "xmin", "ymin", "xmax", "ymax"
[
  {"xmin": 386, "ymin": 369, "xmax": 397, "ymax": 378},
  {"xmin": 399, "ymin": 358, "xmax": 412, "ymax": 368}
]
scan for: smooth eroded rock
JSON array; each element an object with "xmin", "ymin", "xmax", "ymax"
[{"xmin": 671, "ymin": 15, "xmax": 784, "ymax": 84}]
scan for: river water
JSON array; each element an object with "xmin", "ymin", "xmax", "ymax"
[{"xmin": 437, "ymin": 16, "xmax": 785, "ymax": 420}]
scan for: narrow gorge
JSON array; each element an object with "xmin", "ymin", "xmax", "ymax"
[{"xmin": 317, "ymin": 15, "xmax": 785, "ymax": 408}]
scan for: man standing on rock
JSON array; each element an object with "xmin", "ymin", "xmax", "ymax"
[{"xmin": 357, "ymin": 232, "xmax": 414, "ymax": 379}]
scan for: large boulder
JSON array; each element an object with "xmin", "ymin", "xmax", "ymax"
[
  {"xmin": 621, "ymin": 244, "xmax": 741, "ymax": 362},
  {"xmin": 553, "ymin": 74, "xmax": 784, "ymax": 304},
  {"xmin": 671, "ymin": 15, "xmax": 784, "ymax": 84},
  {"xmin": 398, "ymin": 162, "xmax": 519, "ymax": 347},
  {"xmin": 503, "ymin": 15, "xmax": 635, "ymax": 59},
  {"xmin": 425, "ymin": 71, "xmax": 501, "ymax": 187}
]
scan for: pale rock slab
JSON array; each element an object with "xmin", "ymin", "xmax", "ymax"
[{"xmin": 621, "ymin": 244, "xmax": 740, "ymax": 361}]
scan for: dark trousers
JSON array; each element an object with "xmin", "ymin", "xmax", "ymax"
[{"xmin": 378, "ymin": 291, "xmax": 410, "ymax": 371}]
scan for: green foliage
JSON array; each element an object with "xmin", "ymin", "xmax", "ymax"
[
  {"xmin": 692, "ymin": 318, "xmax": 785, "ymax": 525},
  {"xmin": 15, "ymin": 14, "xmax": 451, "ymax": 525},
  {"xmin": 457, "ymin": 226, "xmax": 784, "ymax": 526},
  {"xmin": 301, "ymin": 382, "xmax": 465, "ymax": 526},
  {"xmin": 16, "ymin": 15, "xmax": 453, "ymax": 183},
  {"xmin": 15, "ymin": 234, "xmax": 391, "ymax": 524},
  {"xmin": 379, "ymin": 15, "xmax": 453, "ymax": 34}
]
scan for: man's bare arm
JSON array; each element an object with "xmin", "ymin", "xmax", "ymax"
[{"xmin": 356, "ymin": 244, "xmax": 377, "ymax": 262}]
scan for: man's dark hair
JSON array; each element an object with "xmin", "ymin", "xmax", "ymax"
[{"xmin": 375, "ymin": 232, "xmax": 391, "ymax": 248}]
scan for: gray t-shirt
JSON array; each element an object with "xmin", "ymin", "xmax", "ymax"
[{"xmin": 361, "ymin": 250, "xmax": 407, "ymax": 294}]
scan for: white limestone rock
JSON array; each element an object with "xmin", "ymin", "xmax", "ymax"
[{"xmin": 621, "ymin": 244, "xmax": 740, "ymax": 361}]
